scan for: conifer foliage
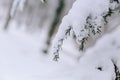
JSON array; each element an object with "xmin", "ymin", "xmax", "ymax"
[{"xmin": 52, "ymin": 0, "xmax": 120, "ymax": 61}]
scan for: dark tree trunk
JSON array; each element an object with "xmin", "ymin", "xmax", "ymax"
[
  {"xmin": 4, "ymin": 0, "xmax": 14, "ymax": 30},
  {"xmin": 4, "ymin": 0, "xmax": 18, "ymax": 30},
  {"xmin": 43, "ymin": 0, "xmax": 65, "ymax": 54}
]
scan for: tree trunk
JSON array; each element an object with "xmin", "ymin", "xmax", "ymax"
[
  {"xmin": 43, "ymin": 0, "xmax": 65, "ymax": 54},
  {"xmin": 4, "ymin": 0, "xmax": 19, "ymax": 30}
]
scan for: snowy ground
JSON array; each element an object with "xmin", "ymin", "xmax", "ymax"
[
  {"xmin": 0, "ymin": 18, "xmax": 120, "ymax": 80},
  {"xmin": 0, "ymin": 29, "xmax": 116, "ymax": 80},
  {"xmin": 0, "ymin": 21, "xmax": 119, "ymax": 80},
  {"xmin": 0, "ymin": 29, "xmax": 81, "ymax": 80}
]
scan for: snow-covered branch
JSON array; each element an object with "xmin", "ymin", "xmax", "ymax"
[
  {"xmin": 79, "ymin": 25, "xmax": 120, "ymax": 80},
  {"xmin": 52, "ymin": 0, "xmax": 120, "ymax": 60},
  {"xmin": 11, "ymin": 0, "xmax": 26, "ymax": 17}
]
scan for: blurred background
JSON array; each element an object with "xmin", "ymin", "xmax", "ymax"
[
  {"xmin": 0, "ymin": 0, "xmax": 80, "ymax": 68},
  {"xmin": 0, "ymin": 0, "xmax": 78, "ymax": 55},
  {"xmin": 0, "ymin": 1, "xmax": 82, "ymax": 80}
]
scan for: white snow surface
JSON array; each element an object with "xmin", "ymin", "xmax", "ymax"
[
  {"xmin": 0, "ymin": 25, "xmax": 120, "ymax": 80},
  {"xmin": 0, "ymin": 31, "xmax": 74, "ymax": 80}
]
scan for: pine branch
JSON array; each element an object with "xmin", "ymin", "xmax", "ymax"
[
  {"xmin": 53, "ymin": 26, "xmax": 72, "ymax": 61},
  {"xmin": 114, "ymin": 64, "xmax": 120, "ymax": 80}
]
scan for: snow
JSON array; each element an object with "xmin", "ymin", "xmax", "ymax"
[
  {"xmin": 11, "ymin": 0, "xmax": 19, "ymax": 17},
  {"xmin": 0, "ymin": 31, "xmax": 67, "ymax": 80},
  {"xmin": 18, "ymin": 0, "xmax": 26, "ymax": 11},
  {"xmin": 0, "ymin": 25, "xmax": 119, "ymax": 80},
  {"xmin": 0, "ymin": 27, "xmax": 81, "ymax": 80},
  {"xmin": 52, "ymin": 0, "xmax": 120, "ymax": 59},
  {"xmin": 1, "ymin": 0, "xmax": 120, "ymax": 80},
  {"xmin": 78, "ymin": 25, "xmax": 120, "ymax": 80},
  {"xmin": 11, "ymin": 0, "xmax": 26, "ymax": 17}
]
